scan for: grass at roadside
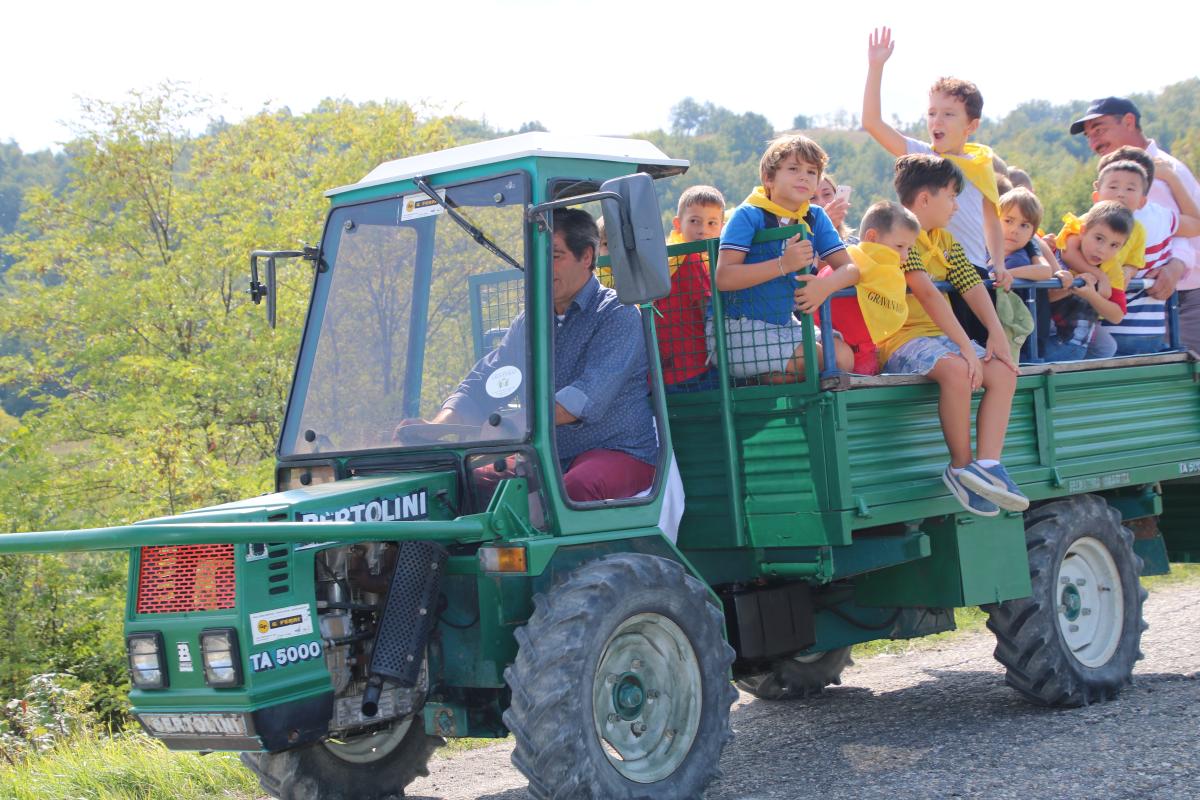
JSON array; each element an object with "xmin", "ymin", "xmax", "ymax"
[
  {"xmin": 1142, "ymin": 561, "xmax": 1200, "ymax": 589},
  {"xmin": 0, "ymin": 731, "xmax": 259, "ymax": 800}
]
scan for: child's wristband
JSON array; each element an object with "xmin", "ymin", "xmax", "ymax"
[{"xmin": 778, "ymin": 257, "xmax": 787, "ymax": 277}]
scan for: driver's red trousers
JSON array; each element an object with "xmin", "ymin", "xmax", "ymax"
[
  {"xmin": 561, "ymin": 449, "xmax": 656, "ymax": 502},
  {"xmin": 473, "ymin": 449, "xmax": 655, "ymax": 505}
]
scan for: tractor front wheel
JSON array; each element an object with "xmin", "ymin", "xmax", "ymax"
[
  {"xmin": 503, "ymin": 553, "xmax": 737, "ymax": 800},
  {"xmin": 240, "ymin": 715, "xmax": 441, "ymax": 800},
  {"xmin": 986, "ymin": 494, "xmax": 1146, "ymax": 707}
]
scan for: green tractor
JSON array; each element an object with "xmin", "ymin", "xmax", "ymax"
[{"xmin": 2, "ymin": 132, "xmax": 1197, "ymax": 800}]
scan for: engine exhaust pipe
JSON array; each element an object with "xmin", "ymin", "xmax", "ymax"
[{"xmin": 362, "ymin": 540, "xmax": 447, "ymax": 717}]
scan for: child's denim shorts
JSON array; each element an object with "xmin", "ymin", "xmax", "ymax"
[{"xmin": 884, "ymin": 335, "xmax": 986, "ymax": 376}]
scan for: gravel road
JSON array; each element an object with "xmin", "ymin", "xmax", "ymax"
[{"xmin": 404, "ymin": 580, "xmax": 1200, "ymax": 800}]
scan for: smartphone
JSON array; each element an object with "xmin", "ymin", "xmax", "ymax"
[{"xmin": 834, "ymin": 184, "xmax": 853, "ymax": 203}]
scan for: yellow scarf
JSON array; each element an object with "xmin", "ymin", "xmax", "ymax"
[
  {"xmin": 745, "ymin": 186, "xmax": 812, "ymax": 237},
  {"xmin": 916, "ymin": 228, "xmax": 955, "ymax": 276},
  {"xmin": 666, "ymin": 228, "xmax": 686, "ymax": 277},
  {"xmin": 1056, "ymin": 213, "xmax": 1126, "ymax": 290},
  {"xmin": 596, "ymin": 263, "xmax": 614, "ymax": 288},
  {"xmin": 847, "ymin": 243, "xmax": 909, "ymax": 342},
  {"xmin": 942, "ymin": 143, "xmax": 1001, "ymax": 207}
]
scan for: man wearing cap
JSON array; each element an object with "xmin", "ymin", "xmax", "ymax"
[{"xmin": 1072, "ymin": 97, "xmax": 1200, "ymax": 352}]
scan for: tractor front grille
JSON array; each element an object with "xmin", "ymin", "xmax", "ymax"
[{"xmin": 136, "ymin": 544, "xmax": 237, "ymax": 614}]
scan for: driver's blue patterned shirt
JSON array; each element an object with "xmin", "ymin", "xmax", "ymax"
[{"xmin": 445, "ymin": 276, "xmax": 658, "ymax": 467}]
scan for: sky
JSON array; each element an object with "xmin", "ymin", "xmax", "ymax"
[{"xmin": 4, "ymin": 0, "xmax": 1196, "ymax": 153}]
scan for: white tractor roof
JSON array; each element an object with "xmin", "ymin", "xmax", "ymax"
[{"xmin": 326, "ymin": 132, "xmax": 689, "ymax": 197}]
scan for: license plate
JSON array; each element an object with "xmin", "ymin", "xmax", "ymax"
[{"xmin": 140, "ymin": 712, "xmax": 249, "ymax": 737}]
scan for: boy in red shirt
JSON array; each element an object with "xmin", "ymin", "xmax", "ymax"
[{"xmin": 660, "ymin": 186, "xmax": 724, "ymax": 391}]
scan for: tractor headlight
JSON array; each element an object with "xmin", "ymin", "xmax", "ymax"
[
  {"xmin": 127, "ymin": 632, "xmax": 168, "ymax": 689},
  {"xmin": 200, "ymin": 628, "xmax": 243, "ymax": 688}
]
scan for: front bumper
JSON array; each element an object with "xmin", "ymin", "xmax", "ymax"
[{"xmin": 136, "ymin": 691, "xmax": 334, "ymax": 752}]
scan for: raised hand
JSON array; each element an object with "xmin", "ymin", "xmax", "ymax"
[{"xmin": 867, "ymin": 27, "xmax": 895, "ymax": 67}]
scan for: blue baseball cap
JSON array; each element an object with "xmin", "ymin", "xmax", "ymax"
[{"xmin": 1070, "ymin": 97, "xmax": 1141, "ymax": 135}]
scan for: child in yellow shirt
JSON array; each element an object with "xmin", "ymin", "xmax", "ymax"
[{"xmin": 880, "ymin": 154, "xmax": 1025, "ymax": 516}]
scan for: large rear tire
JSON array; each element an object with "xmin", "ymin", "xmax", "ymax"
[
  {"xmin": 503, "ymin": 553, "xmax": 737, "ymax": 800},
  {"xmin": 735, "ymin": 647, "xmax": 854, "ymax": 700},
  {"xmin": 986, "ymin": 494, "xmax": 1147, "ymax": 707},
  {"xmin": 239, "ymin": 716, "xmax": 441, "ymax": 800}
]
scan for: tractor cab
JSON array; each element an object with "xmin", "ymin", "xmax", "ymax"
[{"xmin": 266, "ymin": 132, "xmax": 685, "ymax": 526}]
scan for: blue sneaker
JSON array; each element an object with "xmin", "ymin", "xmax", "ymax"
[
  {"xmin": 942, "ymin": 466, "xmax": 999, "ymax": 517},
  {"xmin": 957, "ymin": 461, "xmax": 1030, "ymax": 512}
]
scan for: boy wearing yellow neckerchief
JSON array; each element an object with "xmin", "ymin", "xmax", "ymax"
[
  {"xmin": 1039, "ymin": 202, "xmax": 1132, "ymax": 362},
  {"xmin": 862, "ymin": 26, "xmax": 1014, "ymax": 348},
  {"xmin": 711, "ymin": 135, "xmax": 858, "ymax": 382},
  {"xmin": 878, "ymin": 154, "xmax": 1026, "ymax": 517},
  {"xmin": 823, "ymin": 201, "xmax": 917, "ymax": 374}
]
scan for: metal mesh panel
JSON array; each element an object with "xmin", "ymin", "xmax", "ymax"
[
  {"xmin": 469, "ymin": 269, "xmax": 525, "ymax": 359},
  {"xmin": 136, "ymin": 544, "xmax": 236, "ymax": 614},
  {"xmin": 706, "ymin": 225, "xmax": 828, "ymax": 386}
]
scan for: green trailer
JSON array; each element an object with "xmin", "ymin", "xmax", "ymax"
[{"xmin": 1, "ymin": 132, "xmax": 1197, "ymax": 800}]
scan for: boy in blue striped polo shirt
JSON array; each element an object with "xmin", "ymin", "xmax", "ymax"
[{"xmin": 711, "ymin": 135, "xmax": 856, "ymax": 381}]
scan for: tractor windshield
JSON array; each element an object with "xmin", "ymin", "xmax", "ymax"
[{"xmin": 280, "ymin": 172, "xmax": 528, "ymax": 456}]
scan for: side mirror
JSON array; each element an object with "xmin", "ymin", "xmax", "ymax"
[
  {"xmin": 249, "ymin": 248, "xmax": 317, "ymax": 328},
  {"xmin": 599, "ymin": 173, "xmax": 670, "ymax": 305}
]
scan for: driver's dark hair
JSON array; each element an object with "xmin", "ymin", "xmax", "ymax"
[{"xmin": 553, "ymin": 208, "xmax": 600, "ymax": 270}]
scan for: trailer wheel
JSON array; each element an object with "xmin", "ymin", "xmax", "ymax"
[
  {"xmin": 239, "ymin": 715, "xmax": 441, "ymax": 800},
  {"xmin": 986, "ymin": 494, "xmax": 1147, "ymax": 707},
  {"xmin": 735, "ymin": 647, "xmax": 854, "ymax": 700},
  {"xmin": 503, "ymin": 553, "xmax": 737, "ymax": 800}
]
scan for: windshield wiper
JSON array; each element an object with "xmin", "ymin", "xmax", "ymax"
[{"xmin": 413, "ymin": 177, "xmax": 523, "ymax": 271}]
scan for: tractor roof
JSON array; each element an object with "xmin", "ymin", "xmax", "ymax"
[{"xmin": 326, "ymin": 132, "xmax": 689, "ymax": 197}]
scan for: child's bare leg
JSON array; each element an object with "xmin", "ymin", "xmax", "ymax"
[
  {"xmin": 927, "ymin": 355, "xmax": 973, "ymax": 467},
  {"xmin": 783, "ymin": 343, "xmax": 815, "ymax": 382},
  {"xmin": 976, "ymin": 358, "xmax": 1017, "ymax": 460},
  {"xmin": 833, "ymin": 338, "xmax": 854, "ymax": 372}
]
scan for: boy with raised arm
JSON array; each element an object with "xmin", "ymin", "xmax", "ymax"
[
  {"xmin": 712, "ymin": 135, "xmax": 856, "ymax": 381},
  {"xmin": 881, "ymin": 154, "xmax": 1025, "ymax": 516},
  {"xmin": 863, "ymin": 27, "xmax": 1013, "ymax": 307}
]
